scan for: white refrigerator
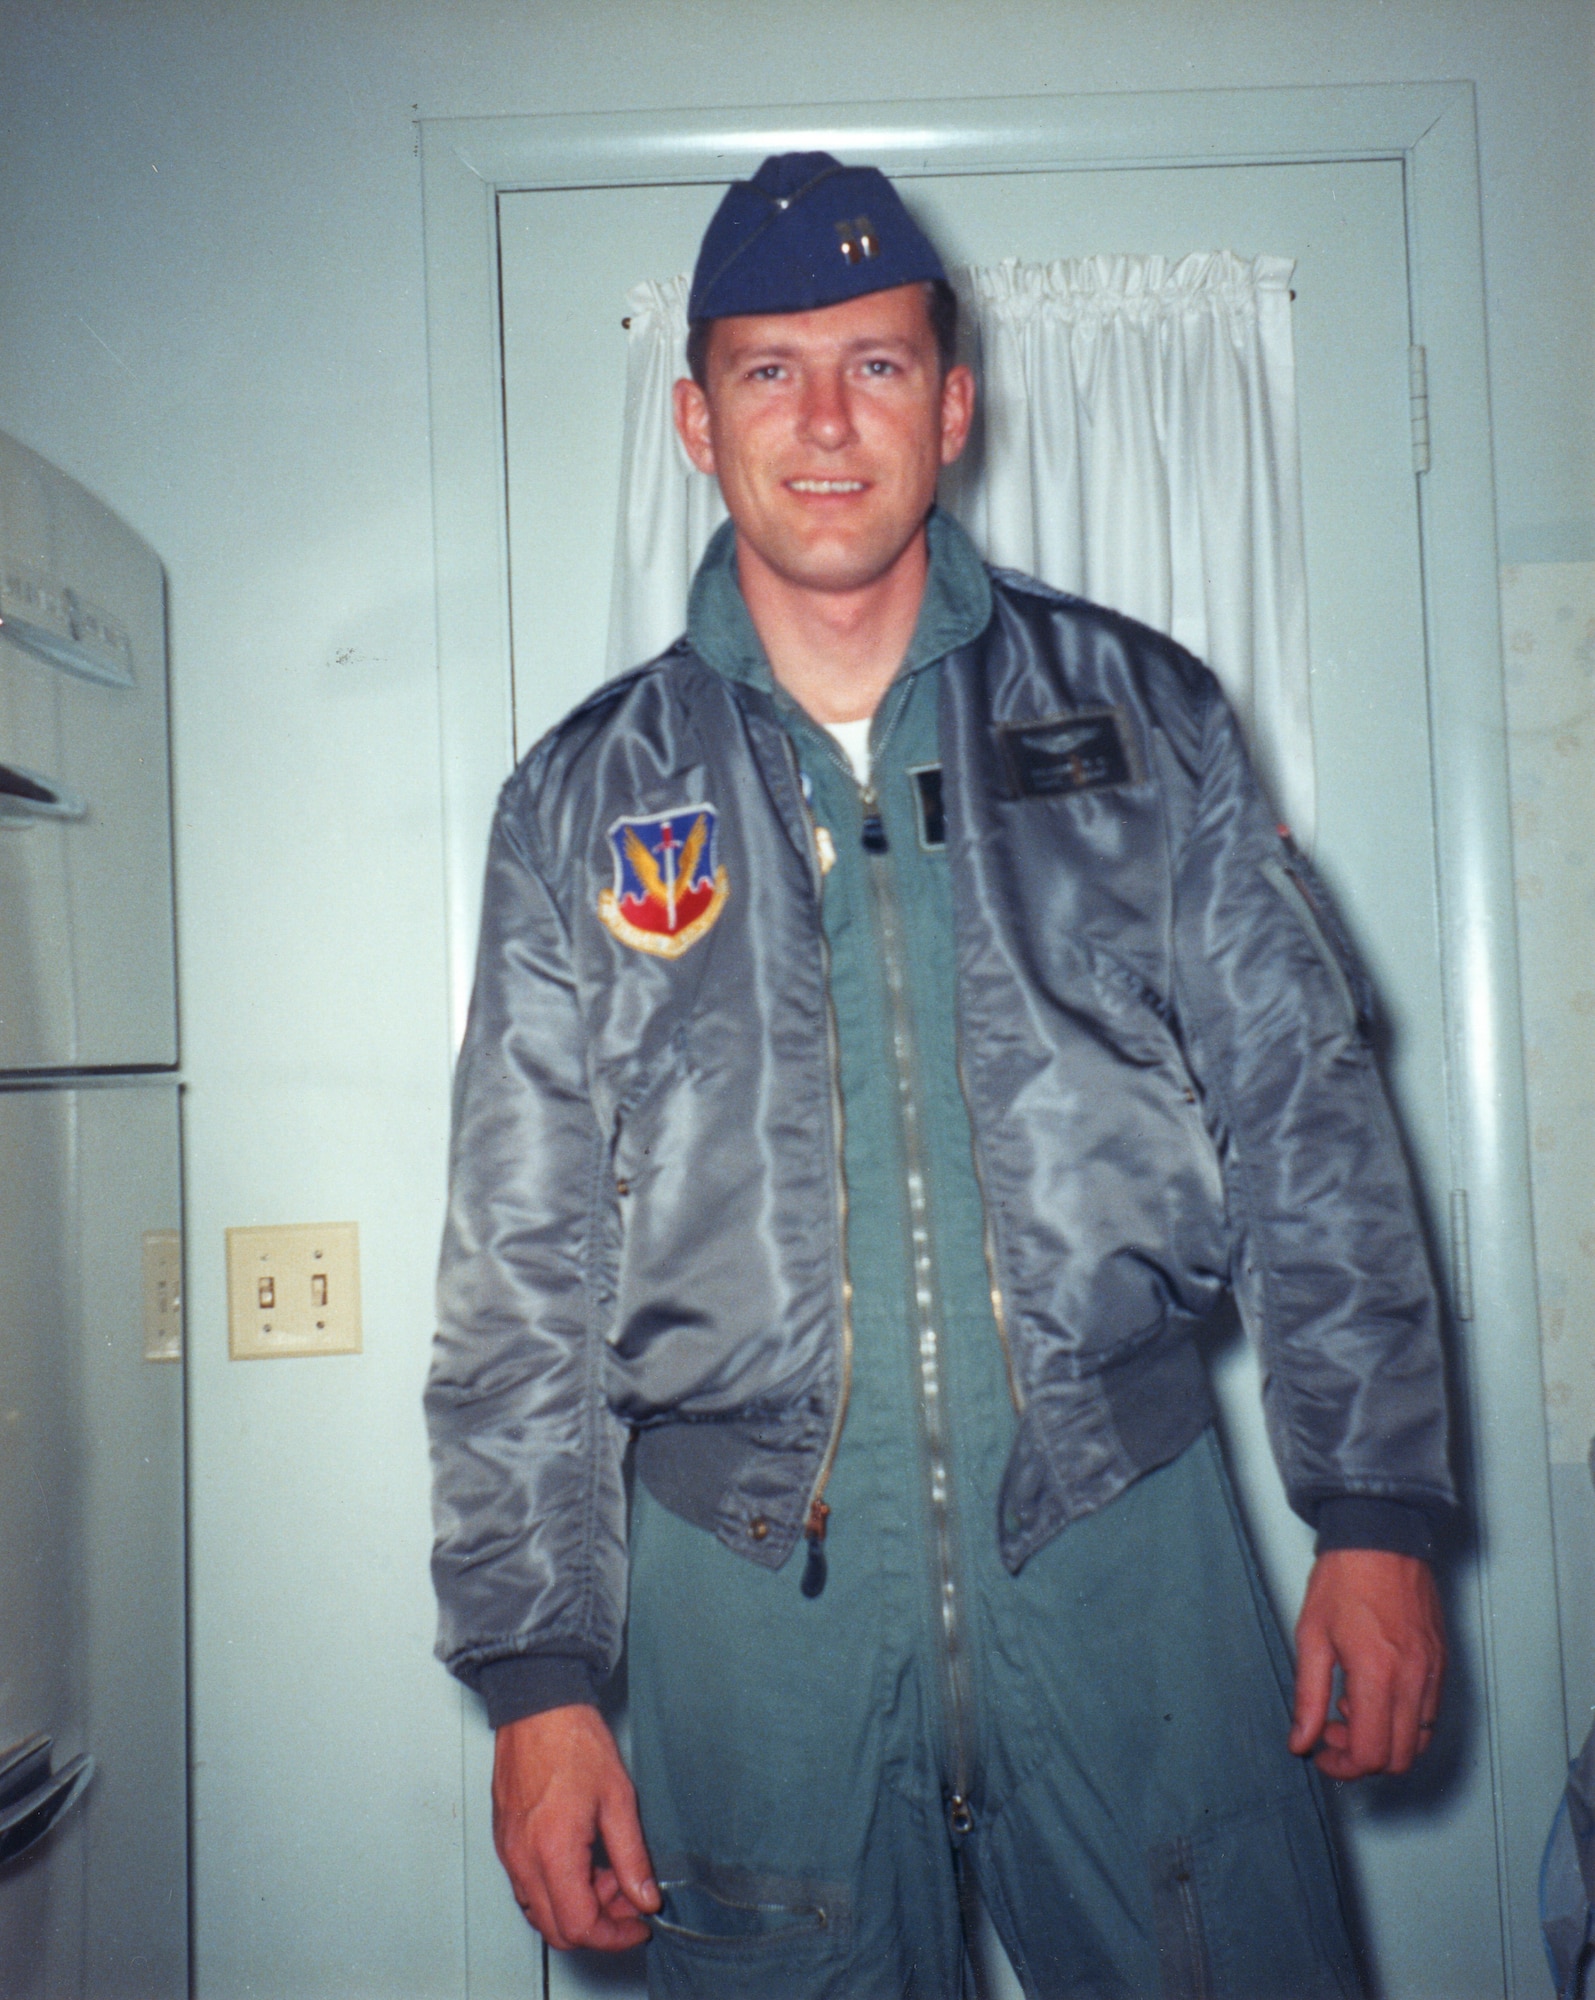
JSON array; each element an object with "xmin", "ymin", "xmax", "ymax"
[{"xmin": 0, "ymin": 430, "xmax": 186, "ymax": 1996}]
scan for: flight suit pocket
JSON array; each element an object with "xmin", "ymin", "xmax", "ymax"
[
  {"xmin": 647, "ymin": 1859, "xmax": 851, "ymax": 1999},
  {"xmin": 1147, "ymin": 1832, "xmax": 1214, "ymax": 2000},
  {"xmin": 1147, "ymin": 1793, "xmax": 1358, "ymax": 2000}
]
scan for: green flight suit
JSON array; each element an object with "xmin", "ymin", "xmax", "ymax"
[{"xmin": 626, "ymin": 515, "xmax": 1360, "ymax": 2000}]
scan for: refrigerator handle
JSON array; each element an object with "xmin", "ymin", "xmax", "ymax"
[
  {"xmin": 0, "ymin": 760, "xmax": 88, "ymax": 826},
  {"xmin": 0, "ymin": 1736, "xmax": 95, "ymax": 1867}
]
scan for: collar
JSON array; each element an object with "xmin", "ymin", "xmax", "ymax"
[{"xmin": 685, "ymin": 506, "xmax": 993, "ymax": 698}]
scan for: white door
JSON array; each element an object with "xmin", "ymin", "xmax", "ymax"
[{"xmin": 464, "ymin": 152, "xmax": 1534, "ymax": 2000}]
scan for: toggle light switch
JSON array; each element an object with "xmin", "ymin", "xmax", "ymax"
[
  {"xmin": 142, "ymin": 1229, "xmax": 183, "ymax": 1363},
  {"xmin": 226, "ymin": 1222, "xmax": 362, "ymax": 1359}
]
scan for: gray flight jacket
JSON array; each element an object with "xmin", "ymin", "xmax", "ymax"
[{"xmin": 426, "ymin": 566, "xmax": 1454, "ymax": 1702}]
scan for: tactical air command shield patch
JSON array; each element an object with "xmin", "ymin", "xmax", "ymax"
[{"xmin": 597, "ymin": 805, "xmax": 729, "ymax": 958}]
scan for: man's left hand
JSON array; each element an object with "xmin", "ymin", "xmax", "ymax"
[{"xmin": 1288, "ymin": 1549, "xmax": 1446, "ymax": 1779}]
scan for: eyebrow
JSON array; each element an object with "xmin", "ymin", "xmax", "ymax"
[{"xmin": 723, "ymin": 334, "xmax": 922, "ymax": 368}]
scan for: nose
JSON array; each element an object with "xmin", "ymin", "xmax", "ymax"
[{"xmin": 798, "ymin": 365, "xmax": 855, "ymax": 450}]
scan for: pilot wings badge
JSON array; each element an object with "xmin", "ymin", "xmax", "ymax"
[{"xmin": 597, "ymin": 804, "xmax": 729, "ymax": 958}]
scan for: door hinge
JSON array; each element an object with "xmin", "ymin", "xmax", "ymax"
[
  {"xmin": 1449, "ymin": 1188, "xmax": 1475, "ymax": 1321},
  {"xmin": 1409, "ymin": 345, "xmax": 1431, "ymax": 475}
]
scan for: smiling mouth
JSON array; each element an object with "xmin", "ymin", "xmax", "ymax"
[{"xmin": 786, "ymin": 478, "xmax": 867, "ymax": 494}]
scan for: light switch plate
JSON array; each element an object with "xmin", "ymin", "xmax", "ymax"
[
  {"xmin": 226, "ymin": 1221, "xmax": 362, "ymax": 1359},
  {"xmin": 142, "ymin": 1228, "xmax": 183, "ymax": 1362}
]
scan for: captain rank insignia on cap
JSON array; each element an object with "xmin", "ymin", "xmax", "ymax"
[
  {"xmin": 597, "ymin": 805, "xmax": 730, "ymax": 958},
  {"xmin": 834, "ymin": 215, "xmax": 878, "ymax": 265}
]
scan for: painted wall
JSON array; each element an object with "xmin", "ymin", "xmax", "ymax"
[
  {"xmin": 1502, "ymin": 559, "xmax": 1595, "ymax": 1749},
  {"xmin": 0, "ymin": 1, "xmax": 1588, "ymax": 1991}
]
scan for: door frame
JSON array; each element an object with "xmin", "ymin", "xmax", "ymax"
[{"xmin": 418, "ymin": 85, "xmax": 1561, "ymax": 1995}]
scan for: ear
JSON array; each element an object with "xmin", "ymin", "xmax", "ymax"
[
  {"xmin": 938, "ymin": 363, "xmax": 975, "ymax": 468},
  {"xmin": 673, "ymin": 377, "xmax": 716, "ymax": 477}
]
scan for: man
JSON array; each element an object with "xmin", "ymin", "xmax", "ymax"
[{"xmin": 427, "ymin": 153, "xmax": 1452, "ymax": 1997}]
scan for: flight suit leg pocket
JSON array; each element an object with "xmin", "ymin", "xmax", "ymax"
[
  {"xmin": 646, "ymin": 1857, "xmax": 852, "ymax": 1999},
  {"xmin": 1147, "ymin": 1833, "xmax": 1213, "ymax": 2000},
  {"xmin": 1148, "ymin": 1794, "xmax": 1359, "ymax": 2000}
]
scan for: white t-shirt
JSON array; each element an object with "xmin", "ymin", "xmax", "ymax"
[{"xmin": 823, "ymin": 717, "xmax": 872, "ymax": 786}]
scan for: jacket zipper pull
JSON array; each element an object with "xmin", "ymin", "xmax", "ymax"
[
  {"xmin": 800, "ymin": 1499, "xmax": 831, "ymax": 1599},
  {"xmin": 860, "ymin": 788, "xmax": 889, "ymax": 854}
]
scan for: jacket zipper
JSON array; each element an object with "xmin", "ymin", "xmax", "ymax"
[
  {"xmin": 800, "ymin": 956, "xmax": 852, "ymax": 1599},
  {"xmin": 861, "ymin": 778, "xmax": 976, "ymax": 1839},
  {"xmin": 782, "ymin": 734, "xmax": 853, "ymax": 1595}
]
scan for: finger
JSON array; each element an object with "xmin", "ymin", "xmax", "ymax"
[
  {"xmin": 539, "ymin": 1819, "xmax": 653, "ymax": 1952},
  {"xmin": 509, "ymin": 1862, "xmax": 568, "ymax": 1952},
  {"xmin": 1399, "ymin": 1632, "xmax": 1447, "ymax": 1776},
  {"xmin": 1385, "ymin": 1645, "xmax": 1437, "ymax": 1773},
  {"xmin": 573, "ymin": 1864, "xmax": 652, "ymax": 1950},
  {"xmin": 514, "ymin": 1888, "xmax": 563, "ymax": 1950},
  {"xmin": 1311, "ymin": 1716, "xmax": 1357, "ymax": 1781},
  {"xmin": 1421, "ymin": 1646, "xmax": 1447, "ymax": 1732},
  {"xmin": 1405, "ymin": 1653, "xmax": 1445, "ymax": 1764},
  {"xmin": 598, "ymin": 1778, "xmax": 661, "ymax": 1914},
  {"xmin": 1289, "ymin": 1625, "xmax": 1335, "ymax": 1757},
  {"xmin": 539, "ymin": 1820, "xmax": 604, "ymax": 1951},
  {"xmin": 578, "ymin": 1907, "xmax": 653, "ymax": 1951},
  {"xmin": 495, "ymin": 1817, "xmax": 567, "ymax": 1949},
  {"xmin": 1385, "ymin": 1687, "xmax": 1423, "ymax": 1773},
  {"xmin": 593, "ymin": 1865, "xmax": 647, "ymax": 1923},
  {"xmin": 1342, "ymin": 1657, "xmax": 1397, "ymax": 1777}
]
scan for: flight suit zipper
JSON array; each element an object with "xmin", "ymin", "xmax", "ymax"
[{"xmin": 859, "ymin": 777, "xmax": 977, "ymax": 1839}]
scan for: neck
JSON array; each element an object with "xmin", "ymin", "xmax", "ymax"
[{"xmin": 736, "ymin": 527, "xmax": 929, "ymax": 725}]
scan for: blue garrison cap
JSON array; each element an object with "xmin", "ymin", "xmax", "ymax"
[{"xmin": 688, "ymin": 152, "xmax": 947, "ymax": 321}]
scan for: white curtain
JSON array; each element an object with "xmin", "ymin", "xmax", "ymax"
[
  {"xmin": 605, "ymin": 252, "xmax": 1313, "ymax": 838},
  {"xmin": 604, "ymin": 277, "xmax": 729, "ymax": 682}
]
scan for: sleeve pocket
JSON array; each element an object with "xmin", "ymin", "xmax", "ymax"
[{"xmin": 1260, "ymin": 854, "xmax": 1368, "ymax": 1037}]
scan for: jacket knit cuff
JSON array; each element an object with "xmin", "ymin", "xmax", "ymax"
[
  {"xmin": 1313, "ymin": 1495, "xmax": 1436, "ymax": 1563},
  {"xmin": 473, "ymin": 1653, "xmax": 601, "ymax": 1729}
]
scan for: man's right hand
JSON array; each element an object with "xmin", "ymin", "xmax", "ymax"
[{"xmin": 492, "ymin": 1704, "xmax": 660, "ymax": 1952}]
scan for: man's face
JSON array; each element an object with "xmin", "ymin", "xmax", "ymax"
[{"xmin": 673, "ymin": 283, "xmax": 974, "ymax": 598}]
